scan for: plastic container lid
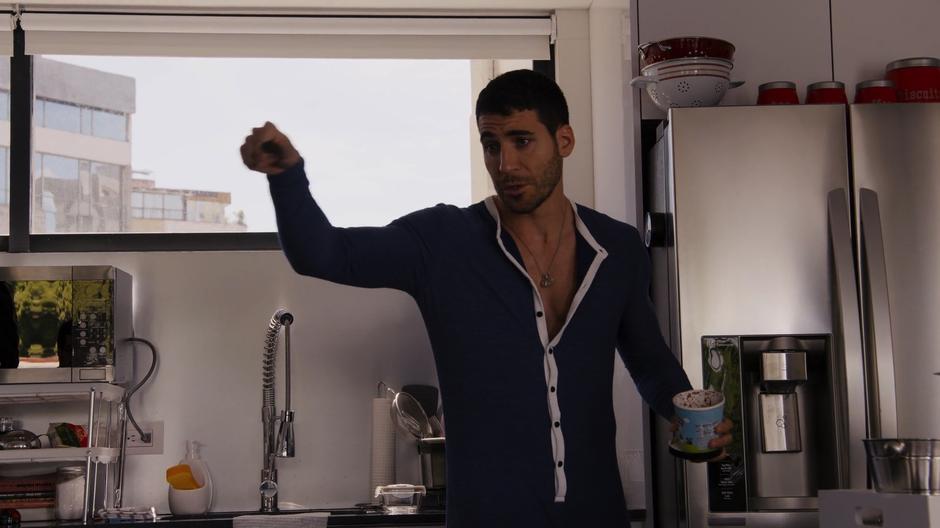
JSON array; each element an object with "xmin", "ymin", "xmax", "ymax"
[
  {"xmin": 886, "ymin": 57, "xmax": 940, "ymax": 72},
  {"xmin": 374, "ymin": 484, "xmax": 427, "ymax": 498}
]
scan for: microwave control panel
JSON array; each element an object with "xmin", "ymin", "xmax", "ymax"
[{"xmin": 72, "ymin": 280, "xmax": 113, "ymax": 367}]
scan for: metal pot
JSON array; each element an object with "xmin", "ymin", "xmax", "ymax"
[
  {"xmin": 864, "ymin": 439, "xmax": 940, "ymax": 494},
  {"xmin": 0, "ymin": 429, "xmax": 43, "ymax": 449}
]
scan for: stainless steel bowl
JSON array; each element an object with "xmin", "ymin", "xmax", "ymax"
[{"xmin": 864, "ymin": 439, "xmax": 940, "ymax": 494}]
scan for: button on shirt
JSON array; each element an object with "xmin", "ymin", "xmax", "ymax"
[{"xmin": 269, "ymin": 161, "xmax": 691, "ymax": 528}]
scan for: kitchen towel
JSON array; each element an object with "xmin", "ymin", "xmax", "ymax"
[
  {"xmin": 369, "ymin": 396, "xmax": 397, "ymax": 499},
  {"xmin": 233, "ymin": 512, "xmax": 328, "ymax": 528}
]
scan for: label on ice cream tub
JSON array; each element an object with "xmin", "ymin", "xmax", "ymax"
[{"xmin": 673, "ymin": 389, "xmax": 725, "ymax": 453}]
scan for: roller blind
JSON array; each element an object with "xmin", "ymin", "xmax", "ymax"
[
  {"xmin": 0, "ymin": 14, "xmax": 12, "ymax": 56},
  {"xmin": 20, "ymin": 13, "xmax": 552, "ymax": 59}
]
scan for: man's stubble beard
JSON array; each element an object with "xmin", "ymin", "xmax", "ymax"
[{"xmin": 498, "ymin": 153, "xmax": 563, "ymax": 215}]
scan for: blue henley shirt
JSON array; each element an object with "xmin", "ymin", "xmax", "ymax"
[{"xmin": 268, "ymin": 160, "xmax": 691, "ymax": 527}]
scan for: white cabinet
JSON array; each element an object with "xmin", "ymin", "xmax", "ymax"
[
  {"xmin": 0, "ymin": 383, "xmax": 126, "ymax": 521},
  {"xmin": 831, "ymin": 0, "xmax": 940, "ymax": 94},
  {"xmin": 634, "ymin": 0, "xmax": 833, "ymax": 119}
]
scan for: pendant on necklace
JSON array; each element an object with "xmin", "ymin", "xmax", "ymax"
[{"xmin": 540, "ymin": 273, "xmax": 554, "ymax": 288}]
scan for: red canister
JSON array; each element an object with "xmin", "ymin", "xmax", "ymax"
[
  {"xmin": 885, "ymin": 57, "xmax": 940, "ymax": 102},
  {"xmin": 757, "ymin": 81, "xmax": 800, "ymax": 105},
  {"xmin": 855, "ymin": 80, "xmax": 898, "ymax": 104},
  {"xmin": 806, "ymin": 81, "xmax": 848, "ymax": 104}
]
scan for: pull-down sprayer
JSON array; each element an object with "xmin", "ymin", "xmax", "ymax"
[{"xmin": 260, "ymin": 308, "xmax": 295, "ymax": 512}]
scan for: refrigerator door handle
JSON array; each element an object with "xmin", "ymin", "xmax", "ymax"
[
  {"xmin": 859, "ymin": 188, "xmax": 899, "ymax": 439},
  {"xmin": 828, "ymin": 189, "xmax": 868, "ymax": 489}
]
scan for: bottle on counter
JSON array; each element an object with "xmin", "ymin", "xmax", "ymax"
[{"xmin": 168, "ymin": 440, "xmax": 213, "ymax": 516}]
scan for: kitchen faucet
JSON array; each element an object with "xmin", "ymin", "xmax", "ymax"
[{"xmin": 260, "ymin": 309, "xmax": 295, "ymax": 512}]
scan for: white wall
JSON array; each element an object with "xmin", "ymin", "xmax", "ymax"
[
  {"xmin": 0, "ymin": 250, "xmax": 437, "ymax": 512},
  {"xmin": 586, "ymin": 0, "xmax": 647, "ymax": 509},
  {"xmin": 554, "ymin": 9, "xmax": 595, "ymax": 208},
  {"xmin": 831, "ymin": 0, "xmax": 940, "ymax": 93}
]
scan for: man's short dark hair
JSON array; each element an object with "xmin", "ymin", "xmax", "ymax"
[{"xmin": 475, "ymin": 69, "xmax": 570, "ymax": 135}]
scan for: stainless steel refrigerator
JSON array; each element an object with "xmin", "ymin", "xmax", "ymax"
[{"xmin": 642, "ymin": 103, "xmax": 940, "ymax": 527}]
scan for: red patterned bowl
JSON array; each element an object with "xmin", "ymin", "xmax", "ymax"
[{"xmin": 638, "ymin": 36, "xmax": 735, "ymax": 70}]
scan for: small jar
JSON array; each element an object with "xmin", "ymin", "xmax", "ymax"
[
  {"xmin": 855, "ymin": 79, "xmax": 898, "ymax": 104},
  {"xmin": 886, "ymin": 57, "xmax": 940, "ymax": 102},
  {"xmin": 806, "ymin": 81, "xmax": 848, "ymax": 104},
  {"xmin": 55, "ymin": 466, "xmax": 86, "ymax": 521},
  {"xmin": 0, "ymin": 418, "xmax": 14, "ymax": 434},
  {"xmin": 757, "ymin": 81, "xmax": 800, "ymax": 105}
]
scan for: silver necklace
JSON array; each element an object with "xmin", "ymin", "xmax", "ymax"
[{"xmin": 503, "ymin": 206, "xmax": 568, "ymax": 288}]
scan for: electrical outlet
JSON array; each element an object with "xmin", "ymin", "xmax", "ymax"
[{"xmin": 125, "ymin": 421, "xmax": 164, "ymax": 455}]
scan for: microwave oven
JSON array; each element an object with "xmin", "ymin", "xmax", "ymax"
[{"xmin": 0, "ymin": 266, "xmax": 132, "ymax": 383}]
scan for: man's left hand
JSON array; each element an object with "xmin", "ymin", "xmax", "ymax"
[
  {"xmin": 670, "ymin": 417, "xmax": 734, "ymax": 463},
  {"xmin": 705, "ymin": 418, "xmax": 734, "ymax": 462}
]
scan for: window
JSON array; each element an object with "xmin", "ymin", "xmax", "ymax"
[
  {"xmin": 132, "ymin": 191, "xmax": 190, "ymax": 222},
  {"xmin": 42, "ymin": 100, "xmax": 81, "ymax": 134},
  {"xmin": 31, "ymin": 153, "xmax": 125, "ymax": 234},
  {"xmin": 142, "ymin": 193, "xmax": 162, "ymax": 218},
  {"xmin": 31, "ymin": 56, "xmax": 542, "ymax": 235},
  {"xmin": 92, "ymin": 108, "xmax": 127, "ymax": 141},
  {"xmin": 34, "ymin": 97, "xmax": 128, "ymax": 141},
  {"xmin": 3, "ymin": 13, "xmax": 551, "ymax": 248}
]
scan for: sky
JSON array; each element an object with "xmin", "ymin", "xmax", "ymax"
[{"xmin": 48, "ymin": 55, "xmax": 474, "ymax": 231}]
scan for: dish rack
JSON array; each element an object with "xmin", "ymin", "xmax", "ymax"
[{"xmin": 0, "ymin": 383, "xmax": 127, "ymax": 524}]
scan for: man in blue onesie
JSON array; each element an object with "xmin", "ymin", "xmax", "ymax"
[{"xmin": 241, "ymin": 69, "xmax": 731, "ymax": 527}]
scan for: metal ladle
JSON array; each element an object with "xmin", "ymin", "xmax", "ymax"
[{"xmin": 389, "ymin": 389, "xmax": 432, "ymax": 439}]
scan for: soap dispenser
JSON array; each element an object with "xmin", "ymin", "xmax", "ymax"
[{"xmin": 168, "ymin": 440, "xmax": 213, "ymax": 516}]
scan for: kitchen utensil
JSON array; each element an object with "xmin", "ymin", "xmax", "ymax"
[
  {"xmin": 886, "ymin": 57, "xmax": 940, "ymax": 102},
  {"xmin": 864, "ymin": 439, "xmax": 940, "ymax": 494},
  {"xmin": 638, "ymin": 36, "xmax": 735, "ymax": 69},
  {"xmin": 390, "ymin": 390, "xmax": 432, "ymax": 439},
  {"xmin": 855, "ymin": 79, "xmax": 898, "ymax": 103},
  {"xmin": 806, "ymin": 81, "xmax": 848, "ymax": 104},
  {"xmin": 402, "ymin": 385, "xmax": 442, "ymax": 437},
  {"xmin": 401, "ymin": 385, "xmax": 439, "ymax": 420},
  {"xmin": 0, "ymin": 429, "xmax": 44, "ymax": 449},
  {"xmin": 631, "ymin": 72, "xmax": 744, "ymax": 111},
  {"xmin": 640, "ymin": 56, "xmax": 734, "ymax": 75},
  {"xmin": 757, "ymin": 81, "xmax": 800, "ymax": 105},
  {"xmin": 639, "ymin": 58, "xmax": 734, "ymax": 85}
]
